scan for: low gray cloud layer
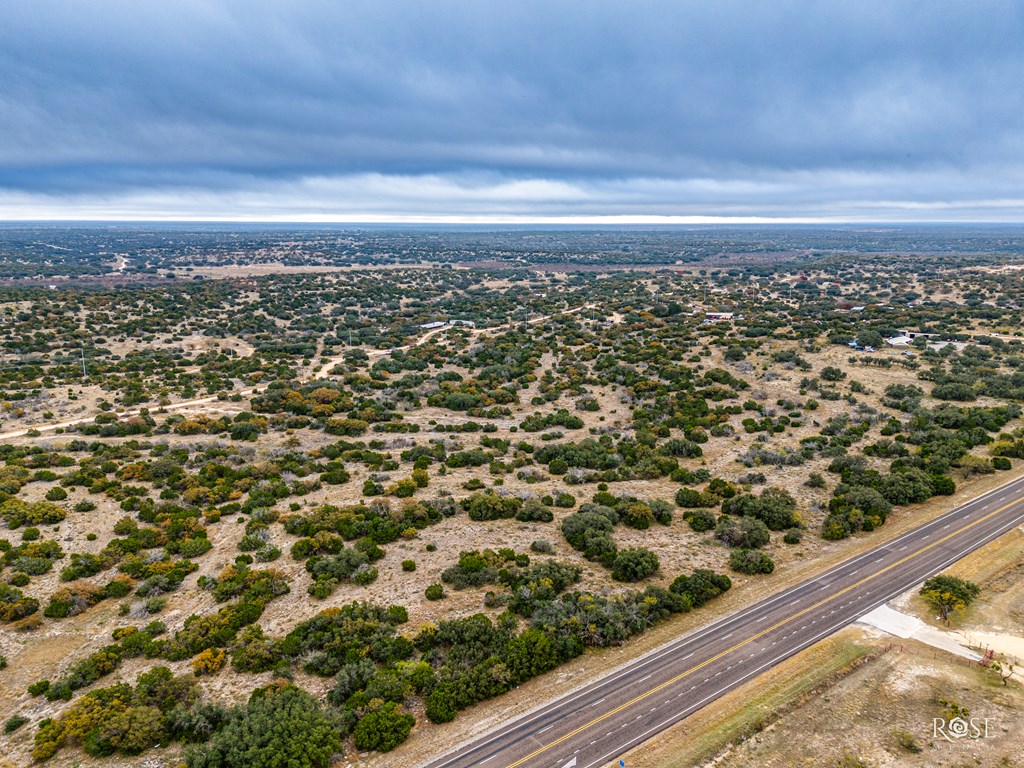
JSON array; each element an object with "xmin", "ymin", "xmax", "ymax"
[{"xmin": 2, "ymin": 1, "xmax": 1023, "ymax": 220}]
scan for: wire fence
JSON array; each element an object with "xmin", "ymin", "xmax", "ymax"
[{"xmin": 882, "ymin": 641, "xmax": 1005, "ymax": 668}]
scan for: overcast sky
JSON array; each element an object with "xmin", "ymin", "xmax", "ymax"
[{"xmin": 2, "ymin": 1, "xmax": 1023, "ymax": 222}]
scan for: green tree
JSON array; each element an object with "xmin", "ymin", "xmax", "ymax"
[
  {"xmin": 990, "ymin": 657, "xmax": 1017, "ymax": 687},
  {"xmin": 857, "ymin": 330, "xmax": 883, "ymax": 348},
  {"xmin": 820, "ymin": 366, "xmax": 846, "ymax": 381},
  {"xmin": 920, "ymin": 575, "xmax": 979, "ymax": 623}
]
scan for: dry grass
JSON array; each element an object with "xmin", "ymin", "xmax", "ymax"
[
  {"xmin": 624, "ymin": 628, "xmax": 878, "ymax": 768},
  {"xmin": 700, "ymin": 633, "xmax": 1024, "ymax": 768},
  {"xmin": 625, "ymin": 524, "xmax": 1024, "ymax": 768}
]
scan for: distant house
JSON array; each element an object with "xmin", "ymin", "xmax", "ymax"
[
  {"xmin": 704, "ymin": 312, "xmax": 735, "ymax": 323},
  {"xmin": 885, "ymin": 335, "xmax": 913, "ymax": 346},
  {"xmin": 450, "ymin": 319, "xmax": 476, "ymax": 327},
  {"xmin": 418, "ymin": 321, "xmax": 447, "ymax": 330}
]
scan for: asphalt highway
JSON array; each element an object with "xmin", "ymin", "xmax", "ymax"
[{"xmin": 420, "ymin": 474, "xmax": 1024, "ymax": 768}]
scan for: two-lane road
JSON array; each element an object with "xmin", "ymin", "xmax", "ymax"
[{"xmin": 421, "ymin": 474, "xmax": 1024, "ymax": 768}]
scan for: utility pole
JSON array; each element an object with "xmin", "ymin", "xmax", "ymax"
[{"xmin": 80, "ymin": 348, "xmax": 88, "ymax": 379}]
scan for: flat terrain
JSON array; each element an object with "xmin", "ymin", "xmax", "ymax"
[{"xmin": 2, "ymin": 227, "xmax": 1024, "ymax": 767}]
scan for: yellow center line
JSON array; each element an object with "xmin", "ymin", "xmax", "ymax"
[{"xmin": 503, "ymin": 496, "xmax": 1023, "ymax": 768}]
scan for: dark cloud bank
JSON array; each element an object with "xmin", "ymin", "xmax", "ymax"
[{"xmin": 1, "ymin": 1, "xmax": 1022, "ymax": 220}]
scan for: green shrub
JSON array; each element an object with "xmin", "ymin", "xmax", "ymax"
[
  {"xmin": 783, "ymin": 529, "xmax": 803, "ymax": 545},
  {"xmin": 353, "ymin": 702, "xmax": 415, "ymax": 752},
  {"xmin": 352, "ymin": 566, "xmax": 379, "ymax": 586},
  {"xmin": 104, "ymin": 577, "xmax": 134, "ymax": 598},
  {"xmin": 805, "ymin": 472, "xmax": 827, "ymax": 489},
  {"xmin": 326, "ymin": 658, "xmax": 377, "ymax": 706},
  {"xmin": 183, "ymin": 685, "xmax": 340, "ymax": 768},
  {"xmin": 392, "ymin": 479, "xmax": 418, "ymax": 498},
  {"xmin": 675, "ymin": 487, "xmax": 717, "ymax": 508},
  {"xmin": 461, "ymin": 492, "xmax": 522, "ymax": 521},
  {"xmin": 145, "ymin": 596, "xmax": 168, "ymax": 614},
  {"xmin": 230, "ymin": 625, "xmax": 280, "ymax": 673},
  {"xmin": 893, "ymin": 729, "xmax": 923, "ymax": 753},
  {"xmin": 255, "ymin": 545, "xmax": 281, "ymax": 562},
  {"xmin": 0, "ymin": 583, "xmax": 40, "ymax": 622},
  {"xmin": 4, "ymin": 714, "xmax": 28, "ymax": 734},
  {"xmin": 515, "ymin": 499, "xmax": 554, "ymax": 522},
  {"xmin": 0, "ymin": 498, "xmax": 65, "ymax": 528},
  {"xmin": 715, "ymin": 516, "xmax": 770, "ymax": 549},
  {"xmin": 685, "ymin": 508, "xmax": 717, "ymax": 532},
  {"xmin": 60, "ymin": 552, "xmax": 105, "ymax": 581},
  {"xmin": 610, "ymin": 548, "xmax": 660, "ymax": 582},
  {"xmin": 425, "ymin": 583, "xmax": 445, "ymax": 601},
  {"xmin": 670, "ymin": 569, "xmax": 732, "ymax": 608},
  {"xmin": 425, "ymin": 685, "xmax": 458, "ymax": 723},
  {"xmin": 729, "ymin": 549, "xmax": 775, "ymax": 575},
  {"xmin": 561, "ymin": 508, "xmax": 618, "ymax": 564},
  {"xmin": 721, "ymin": 487, "xmax": 798, "ymax": 530}
]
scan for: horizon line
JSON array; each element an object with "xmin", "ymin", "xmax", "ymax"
[{"xmin": 2, "ymin": 214, "xmax": 1024, "ymax": 226}]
